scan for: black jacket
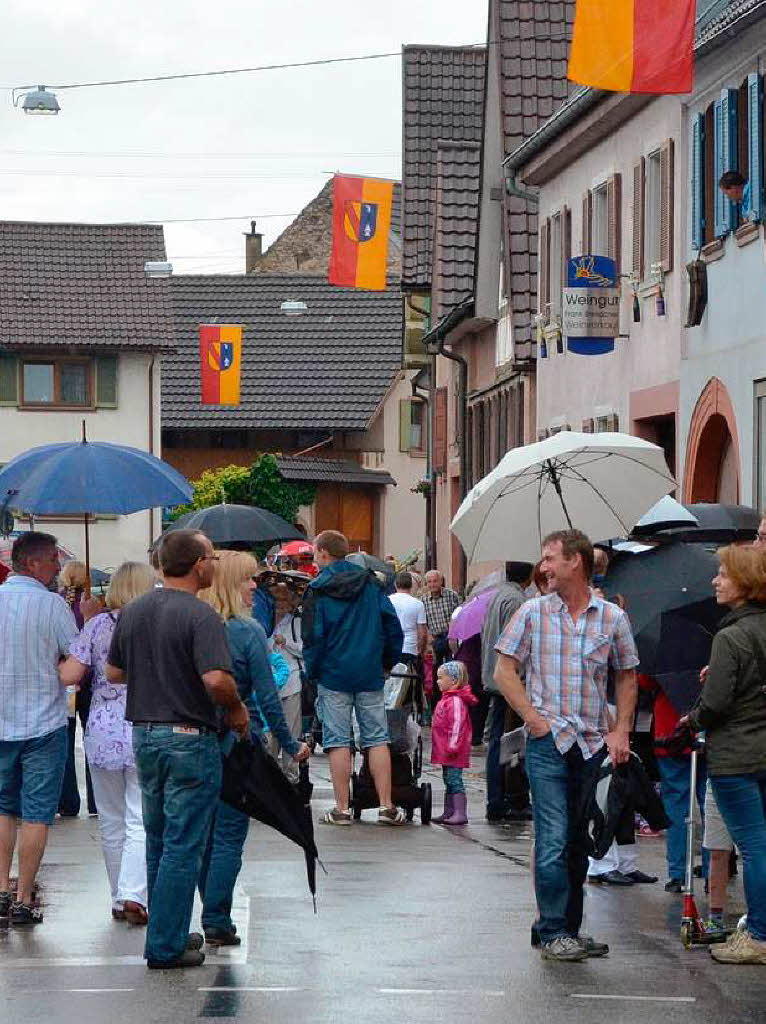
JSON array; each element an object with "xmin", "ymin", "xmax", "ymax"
[{"xmin": 578, "ymin": 752, "xmax": 669, "ymax": 859}]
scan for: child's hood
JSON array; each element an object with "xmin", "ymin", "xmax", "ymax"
[{"xmin": 445, "ymin": 684, "xmax": 478, "ymax": 707}]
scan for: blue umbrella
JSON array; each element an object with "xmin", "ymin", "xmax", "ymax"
[{"xmin": 0, "ymin": 423, "xmax": 192, "ymax": 590}]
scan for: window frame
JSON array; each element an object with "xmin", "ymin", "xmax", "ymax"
[
  {"xmin": 20, "ymin": 356, "xmax": 94, "ymax": 410},
  {"xmin": 645, "ymin": 148, "xmax": 663, "ymax": 276},
  {"xmin": 592, "ymin": 182, "xmax": 610, "ymax": 257}
]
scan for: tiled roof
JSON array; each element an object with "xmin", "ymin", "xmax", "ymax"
[
  {"xmin": 253, "ymin": 179, "xmax": 402, "ymax": 276},
  {"xmin": 0, "ymin": 221, "xmax": 174, "ymax": 350},
  {"xmin": 276, "ymin": 456, "xmax": 395, "ymax": 486},
  {"xmin": 164, "ymin": 274, "xmax": 403, "ymax": 431},
  {"xmin": 433, "ymin": 142, "xmax": 482, "ymax": 318},
  {"xmin": 401, "ymin": 45, "xmax": 486, "ymax": 291},
  {"xmin": 495, "ymin": 0, "xmax": 576, "ymax": 358}
]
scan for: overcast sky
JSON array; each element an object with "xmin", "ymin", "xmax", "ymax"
[{"xmin": 0, "ymin": 1, "xmax": 487, "ymax": 273}]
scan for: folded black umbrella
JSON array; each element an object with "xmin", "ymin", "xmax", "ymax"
[
  {"xmin": 220, "ymin": 737, "xmax": 319, "ymax": 907},
  {"xmin": 605, "ymin": 542, "xmax": 724, "ymax": 714}
]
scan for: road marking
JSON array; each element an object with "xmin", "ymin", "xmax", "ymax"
[
  {"xmin": 68, "ymin": 988, "xmax": 135, "ymax": 994},
  {"xmin": 199, "ymin": 987, "xmax": 301, "ymax": 993},
  {"xmin": 378, "ymin": 988, "xmax": 505, "ymax": 997},
  {"xmin": 571, "ymin": 994, "xmax": 696, "ymax": 1003},
  {"xmin": 0, "ymin": 956, "xmax": 145, "ymax": 968}
]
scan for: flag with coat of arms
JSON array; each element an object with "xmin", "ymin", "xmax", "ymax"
[
  {"xmin": 328, "ymin": 174, "xmax": 393, "ymax": 290},
  {"xmin": 199, "ymin": 323, "xmax": 242, "ymax": 405}
]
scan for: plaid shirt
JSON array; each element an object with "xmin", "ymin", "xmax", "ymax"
[
  {"xmin": 495, "ymin": 591, "xmax": 638, "ymax": 758},
  {"xmin": 423, "ymin": 587, "xmax": 461, "ymax": 637}
]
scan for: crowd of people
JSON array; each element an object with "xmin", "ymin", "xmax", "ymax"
[{"xmin": 1, "ymin": 515, "xmax": 766, "ymax": 968}]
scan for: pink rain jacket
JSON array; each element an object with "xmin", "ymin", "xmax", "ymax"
[{"xmin": 430, "ymin": 684, "xmax": 478, "ymax": 768}]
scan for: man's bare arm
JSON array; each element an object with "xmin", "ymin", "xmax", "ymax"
[
  {"xmin": 493, "ymin": 653, "xmax": 550, "ymax": 738},
  {"xmin": 604, "ymin": 668, "xmax": 636, "ymax": 765},
  {"xmin": 202, "ymin": 669, "xmax": 250, "ymax": 736},
  {"xmin": 105, "ymin": 662, "xmax": 125, "ymax": 683}
]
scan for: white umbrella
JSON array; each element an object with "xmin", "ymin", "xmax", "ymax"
[{"xmin": 450, "ymin": 431, "xmax": 675, "ymax": 564}]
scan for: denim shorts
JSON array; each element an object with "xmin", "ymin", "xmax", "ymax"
[
  {"xmin": 0, "ymin": 726, "xmax": 68, "ymax": 824},
  {"xmin": 317, "ymin": 686, "xmax": 389, "ymax": 750}
]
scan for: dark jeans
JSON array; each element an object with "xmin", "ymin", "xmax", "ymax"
[
  {"xmin": 442, "ymin": 765, "xmax": 465, "ymax": 795},
  {"xmin": 526, "ymin": 732, "xmax": 600, "ymax": 944},
  {"xmin": 711, "ymin": 772, "xmax": 766, "ymax": 940},
  {"xmin": 657, "ymin": 755, "xmax": 708, "ymax": 880},
  {"xmin": 485, "ymin": 695, "xmax": 529, "ymax": 816},
  {"xmin": 133, "ymin": 725, "xmax": 222, "ymax": 963},
  {"xmin": 58, "ymin": 710, "xmax": 96, "ymax": 816},
  {"xmin": 468, "ymin": 684, "xmax": 490, "ymax": 746},
  {"xmin": 199, "ymin": 797, "xmax": 250, "ymax": 932}
]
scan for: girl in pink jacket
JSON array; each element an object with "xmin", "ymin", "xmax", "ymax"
[{"xmin": 431, "ymin": 661, "xmax": 478, "ymax": 826}]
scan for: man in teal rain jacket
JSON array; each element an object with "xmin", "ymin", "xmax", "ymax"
[{"xmin": 302, "ymin": 530, "xmax": 405, "ymax": 826}]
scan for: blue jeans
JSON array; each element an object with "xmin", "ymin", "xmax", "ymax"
[
  {"xmin": 657, "ymin": 755, "xmax": 708, "ymax": 880},
  {"xmin": 199, "ymin": 798, "xmax": 250, "ymax": 932},
  {"xmin": 711, "ymin": 772, "xmax": 766, "ymax": 940},
  {"xmin": 133, "ymin": 726, "xmax": 222, "ymax": 963},
  {"xmin": 526, "ymin": 732, "xmax": 599, "ymax": 944},
  {"xmin": 443, "ymin": 766, "xmax": 465, "ymax": 795}
]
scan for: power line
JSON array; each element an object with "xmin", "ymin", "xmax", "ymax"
[
  {"xmin": 5, "ymin": 51, "xmax": 405, "ymax": 94},
  {"xmin": 156, "ymin": 213, "xmax": 297, "ymax": 224},
  {"xmin": 0, "ymin": 148, "xmax": 401, "ymax": 160}
]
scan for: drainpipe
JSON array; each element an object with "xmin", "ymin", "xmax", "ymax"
[
  {"xmin": 503, "ymin": 170, "xmax": 539, "ymax": 206},
  {"xmin": 148, "ymin": 354, "xmax": 155, "ymax": 552}
]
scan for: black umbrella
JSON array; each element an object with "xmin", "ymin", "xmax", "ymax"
[
  {"xmin": 658, "ymin": 503, "xmax": 760, "ymax": 544},
  {"xmin": 346, "ymin": 551, "xmax": 393, "ymax": 576},
  {"xmin": 220, "ymin": 737, "xmax": 319, "ymax": 906},
  {"xmin": 296, "ymin": 759, "xmax": 317, "ymax": 911},
  {"xmin": 605, "ymin": 542, "xmax": 725, "ymax": 713},
  {"xmin": 165, "ymin": 503, "xmax": 304, "ymax": 547}
]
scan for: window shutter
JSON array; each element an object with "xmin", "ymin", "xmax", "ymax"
[
  {"xmin": 605, "ymin": 413, "xmax": 619, "ymax": 432},
  {"xmin": 95, "ymin": 355, "xmax": 118, "ymax": 407},
  {"xmin": 749, "ymin": 72, "xmax": 764, "ymax": 222},
  {"xmin": 399, "ymin": 398, "xmax": 412, "ymax": 452},
  {"xmin": 0, "ymin": 354, "xmax": 18, "ymax": 406},
  {"xmin": 433, "ymin": 387, "xmax": 447, "ymax": 473},
  {"xmin": 581, "ymin": 417, "xmax": 594, "ymax": 433},
  {"xmin": 632, "ymin": 159, "xmax": 645, "ymax": 278},
  {"xmin": 660, "ymin": 139, "xmax": 674, "ymax": 273},
  {"xmin": 539, "ymin": 218, "xmax": 550, "ymax": 316},
  {"xmin": 691, "ymin": 115, "xmax": 705, "ymax": 250},
  {"xmin": 582, "ymin": 190, "xmax": 592, "ymax": 252},
  {"xmin": 715, "ymin": 89, "xmax": 739, "ymax": 235},
  {"xmin": 561, "ymin": 205, "xmax": 571, "ymax": 291},
  {"xmin": 607, "ymin": 173, "xmax": 622, "ymax": 276}
]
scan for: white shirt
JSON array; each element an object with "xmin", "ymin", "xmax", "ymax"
[
  {"xmin": 389, "ymin": 591, "xmax": 427, "ymax": 656},
  {"xmin": 0, "ymin": 575, "xmax": 78, "ymax": 741}
]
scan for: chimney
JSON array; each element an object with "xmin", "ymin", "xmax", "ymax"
[{"xmin": 244, "ymin": 220, "xmax": 263, "ymax": 273}]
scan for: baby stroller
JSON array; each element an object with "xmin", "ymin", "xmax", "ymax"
[{"xmin": 350, "ymin": 664, "xmax": 432, "ymax": 823}]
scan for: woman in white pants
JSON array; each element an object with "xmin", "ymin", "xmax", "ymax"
[{"xmin": 60, "ymin": 562, "xmax": 156, "ymax": 924}]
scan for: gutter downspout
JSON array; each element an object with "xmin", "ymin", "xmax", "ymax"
[
  {"xmin": 148, "ymin": 354, "xmax": 156, "ymax": 553},
  {"xmin": 504, "ymin": 173, "xmax": 539, "ymax": 205},
  {"xmin": 411, "ymin": 374, "xmax": 435, "ymax": 571}
]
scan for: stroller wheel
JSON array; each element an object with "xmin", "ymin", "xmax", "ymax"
[{"xmin": 420, "ymin": 782, "xmax": 432, "ymax": 825}]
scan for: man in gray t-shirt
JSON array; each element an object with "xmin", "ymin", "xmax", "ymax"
[
  {"xmin": 480, "ymin": 562, "xmax": 532, "ymax": 821},
  {"xmin": 107, "ymin": 529, "xmax": 248, "ymax": 971}
]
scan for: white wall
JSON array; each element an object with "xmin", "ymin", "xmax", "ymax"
[
  {"xmin": 1, "ymin": 353, "xmax": 163, "ymax": 570},
  {"xmin": 534, "ymin": 96, "xmax": 682, "ymax": 435},
  {"xmin": 376, "ymin": 373, "xmax": 429, "ymax": 564},
  {"xmin": 680, "ymin": 22, "xmax": 766, "ymax": 503}
]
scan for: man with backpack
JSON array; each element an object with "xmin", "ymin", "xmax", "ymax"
[{"xmin": 302, "ymin": 531, "xmax": 405, "ymax": 825}]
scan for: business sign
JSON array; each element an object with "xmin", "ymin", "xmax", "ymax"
[{"xmin": 562, "ymin": 255, "xmax": 619, "ymax": 355}]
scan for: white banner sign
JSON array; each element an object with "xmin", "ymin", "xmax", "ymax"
[{"xmin": 562, "ymin": 287, "xmax": 620, "ymax": 338}]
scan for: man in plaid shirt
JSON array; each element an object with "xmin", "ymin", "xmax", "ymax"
[{"xmin": 494, "ymin": 529, "xmax": 638, "ymax": 963}]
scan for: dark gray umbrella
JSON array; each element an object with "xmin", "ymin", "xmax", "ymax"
[
  {"xmin": 165, "ymin": 503, "xmax": 303, "ymax": 547},
  {"xmin": 657, "ymin": 503, "xmax": 760, "ymax": 544},
  {"xmin": 345, "ymin": 551, "xmax": 393, "ymax": 576}
]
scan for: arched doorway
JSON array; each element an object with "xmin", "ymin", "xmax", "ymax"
[{"xmin": 683, "ymin": 378, "xmax": 740, "ymax": 503}]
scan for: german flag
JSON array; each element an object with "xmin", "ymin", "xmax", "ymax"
[
  {"xmin": 328, "ymin": 174, "xmax": 393, "ymax": 291},
  {"xmin": 199, "ymin": 323, "xmax": 242, "ymax": 406},
  {"xmin": 568, "ymin": 0, "xmax": 694, "ymax": 94}
]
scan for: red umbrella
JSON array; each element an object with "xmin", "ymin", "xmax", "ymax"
[{"xmin": 278, "ymin": 541, "xmax": 314, "ymax": 558}]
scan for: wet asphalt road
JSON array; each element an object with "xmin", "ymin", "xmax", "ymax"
[{"xmin": 2, "ymin": 747, "xmax": 766, "ymax": 1024}]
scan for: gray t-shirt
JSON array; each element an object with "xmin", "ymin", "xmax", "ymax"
[
  {"xmin": 108, "ymin": 588, "xmax": 232, "ymax": 730},
  {"xmin": 480, "ymin": 582, "xmax": 527, "ymax": 693}
]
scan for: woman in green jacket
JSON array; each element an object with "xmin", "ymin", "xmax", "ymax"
[{"xmin": 687, "ymin": 544, "xmax": 766, "ymax": 964}]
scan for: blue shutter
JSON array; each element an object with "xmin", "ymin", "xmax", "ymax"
[
  {"xmin": 691, "ymin": 113, "xmax": 705, "ymax": 250},
  {"xmin": 714, "ymin": 98, "xmax": 725, "ymax": 236},
  {"xmin": 719, "ymin": 87, "xmax": 739, "ymax": 234},
  {"xmin": 749, "ymin": 72, "xmax": 763, "ymax": 222}
]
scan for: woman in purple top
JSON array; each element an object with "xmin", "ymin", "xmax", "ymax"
[{"xmin": 60, "ymin": 561, "xmax": 156, "ymax": 925}]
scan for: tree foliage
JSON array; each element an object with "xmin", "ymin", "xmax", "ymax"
[{"xmin": 171, "ymin": 455, "xmax": 316, "ymax": 525}]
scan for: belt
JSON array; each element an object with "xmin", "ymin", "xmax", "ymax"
[{"xmin": 132, "ymin": 721, "xmax": 217, "ymax": 736}]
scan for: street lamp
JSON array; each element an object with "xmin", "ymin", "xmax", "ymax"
[{"xmin": 14, "ymin": 86, "xmax": 61, "ymax": 115}]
